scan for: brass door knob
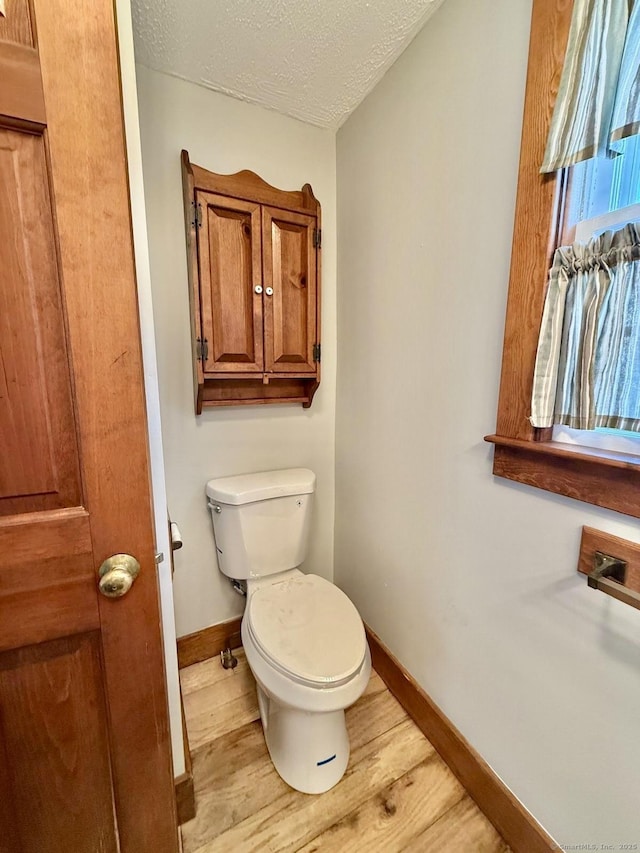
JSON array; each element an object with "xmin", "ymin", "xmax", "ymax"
[{"xmin": 98, "ymin": 554, "xmax": 140, "ymax": 598}]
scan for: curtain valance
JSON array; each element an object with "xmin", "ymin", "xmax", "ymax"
[{"xmin": 541, "ymin": 0, "xmax": 640, "ymax": 172}]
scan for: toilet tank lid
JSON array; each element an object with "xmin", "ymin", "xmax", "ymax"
[{"xmin": 206, "ymin": 468, "xmax": 316, "ymax": 505}]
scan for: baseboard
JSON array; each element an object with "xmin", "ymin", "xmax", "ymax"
[
  {"xmin": 177, "ymin": 617, "xmax": 243, "ymax": 669},
  {"xmin": 365, "ymin": 625, "xmax": 557, "ymax": 853},
  {"xmin": 175, "ymin": 686, "xmax": 196, "ymax": 825},
  {"xmin": 175, "ymin": 771, "xmax": 195, "ymax": 826}
]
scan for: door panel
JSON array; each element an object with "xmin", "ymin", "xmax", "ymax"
[
  {"xmin": 0, "ymin": 510, "xmax": 97, "ymax": 651},
  {"xmin": 0, "ymin": 2, "xmax": 178, "ymax": 851},
  {"xmin": 197, "ymin": 190, "xmax": 263, "ymax": 373},
  {"xmin": 0, "ymin": 128, "xmax": 81, "ymax": 514},
  {"xmin": 0, "ymin": 635, "xmax": 118, "ymax": 853},
  {"xmin": 262, "ymin": 206, "xmax": 317, "ymax": 373},
  {"xmin": 0, "ymin": 0, "xmax": 33, "ymax": 47}
]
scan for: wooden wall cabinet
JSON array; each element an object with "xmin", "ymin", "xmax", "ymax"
[{"xmin": 181, "ymin": 151, "xmax": 321, "ymax": 413}]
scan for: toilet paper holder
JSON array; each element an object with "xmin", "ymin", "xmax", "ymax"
[{"xmin": 170, "ymin": 521, "xmax": 183, "ymax": 552}]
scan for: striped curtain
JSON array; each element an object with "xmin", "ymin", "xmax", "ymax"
[
  {"xmin": 531, "ymin": 223, "xmax": 640, "ymax": 431},
  {"xmin": 541, "ymin": 0, "xmax": 630, "ymax": 173},
  {"xmin": 610, "ymin": 1, "xmax": 640, "ymax": 149}
]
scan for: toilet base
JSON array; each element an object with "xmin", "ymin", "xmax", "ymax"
[{"xmin": 257, "ymin": 684, "xmax": 350, "ymax": 794}]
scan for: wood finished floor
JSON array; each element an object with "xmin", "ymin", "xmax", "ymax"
[{"xmin": 180, "ymin": 650, "xmax": 510, "ymax": 852}]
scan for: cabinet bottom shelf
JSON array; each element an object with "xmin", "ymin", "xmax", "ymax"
[{"xmin": 197, "ymin": 376, "xmax": 319, "ymax": 412}]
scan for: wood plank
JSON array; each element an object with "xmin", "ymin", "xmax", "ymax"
[
  {"xmin": 184, "ymin": 700, "xmax": 423, "ymax": 853},
  {"xmin": 181, "ymin": 720, "xmax": 287, "ymax": 853},
  {"xmin": 177, "ymin": 618, "xmax": 242, "ymax": 669},
  {"xmin": 489, "ymin": 439, "xmax": 640, "ymax": 519},
  {"xmin": 183, "ymin": 660, "xmax": 256, "ymax": 717},
  {"xmin": 404, "ymin": 796, "xmax": 510, "ymax": 853},
  {"xmin": 195, "ymin": 719, "xmax": 433, "ymax": 853},
  {"xmin": 181, "ymin": 652, "xmax": 384, "ymax": 702},
  {"xmin": 0, "ymin": 43, "xmax": 45, "ymax": 126},
  {"xmin": 298, "ymin": 755, "xmax": 466, "ymax": 853},
  {"xmin": 346, "ymin": 683, "xmax": 408, "ymax": 752},
  {"xmin": 200, "ymin": 379, "xmax": 315, "ymax": 406},
  {"xmin": 180, "ymin": 647, "xmax": 248, "ymax": 695},
  {"xmin": 487, "ymin": 433, "xmax": 640, "ymax": 471},
  {"xmin": 578, "ymin": 526, "xmax": 640, "ymax": 595},
  {"xmin": 366, "ymin": 626, "xmax": 557, "ymax": 853},
  {"xmin": 183, "ymin": 662, "xmax": 259, "ymax": 752}
]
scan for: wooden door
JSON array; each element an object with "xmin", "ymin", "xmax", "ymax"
[
  {"xmin": 0, "ymin": 2, "xmax": 178, "ymax": 852},
  {"xmin": 262, "ymin": 206, "xmax": 318, "ymax": 373},
  {"xmin": 197, "ymin": 190, "xmax": 264, "ymax": 374}
]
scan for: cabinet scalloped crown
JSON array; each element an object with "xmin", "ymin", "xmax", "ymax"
[{"xmin": 181, "ymin": 151, "xmax": 321, "ymax": 413}]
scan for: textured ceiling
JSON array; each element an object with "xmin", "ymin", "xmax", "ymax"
[{"xmin": 131, "ymin": 0, "xmax": 446, "ymax": 129}]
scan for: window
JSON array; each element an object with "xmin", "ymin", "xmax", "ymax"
[
  {"xmin": 554, "ymin": 135, "xmax": 640, "ymax": 455},
  {"xmin": 564, "ymin": 136, "xmax": 640, "ymax": 244},
  {"xmin": 486, "ymin": 0, "xmax": 640, "ymax": 519}
]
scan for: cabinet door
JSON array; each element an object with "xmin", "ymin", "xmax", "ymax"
[
  {"xmin": 197, "ymin": 191, "xmax": 263, "ymax": 373},
  {"xmin": 262, "ymin": 206, "xmax": 317, "ymax": 373}
]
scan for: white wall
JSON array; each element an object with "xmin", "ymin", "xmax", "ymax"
[
  {"xmin": 136, "ymin": 66, "xmax": 337, "ymax": 637},
  {"xmin": 336, "ymin": 0, "xmax": 640, "ymax": 847}
]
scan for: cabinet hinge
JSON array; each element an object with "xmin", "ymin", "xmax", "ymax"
[
  {"xmin": 191, "ymin": 201, "xmax": 202, "ymax": 229},
  {"xmin": 313, "ymin": 343, "xmax": 321, "ymax": 363},
  {"xmin": 196, "ymin": 337, "xmax": 209, "ymax": 362},
  {"xmin": 313, "ymin": 227, "xmax": 322, "ymax": 249}
]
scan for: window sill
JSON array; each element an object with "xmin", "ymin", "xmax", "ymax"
[{"xmin": 484, "ymin": 434, "xmax": 640, "ymax": 518}]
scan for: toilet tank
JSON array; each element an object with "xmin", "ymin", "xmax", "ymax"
[{"xmin": 206, "ymin": 469, "xmax": 316, "ymax": 580}]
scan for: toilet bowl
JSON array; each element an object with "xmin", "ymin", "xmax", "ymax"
[{"xmin": 206, "ymin": 469, "xmax": 371, "ymax": 794}]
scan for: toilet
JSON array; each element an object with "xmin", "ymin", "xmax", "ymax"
[{"xmin": 206, "ymin": 468, "xmax": 371, "ymax": 794}]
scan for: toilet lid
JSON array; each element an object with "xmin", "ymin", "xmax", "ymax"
[{"xmin": 246, "ymin": 574, "xmax": 367, "ymax": 686}]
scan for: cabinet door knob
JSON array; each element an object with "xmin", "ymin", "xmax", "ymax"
[
  {"xmin": 265, "ymin": 287, "xmax": 274, "ymax": 296},
  {"xmin": 254, "ymin": 285, "xmax": 263, "ymax": 294}
]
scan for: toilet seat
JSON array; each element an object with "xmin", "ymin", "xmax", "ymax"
[{"xmin": 246, "ymin": 574, "xmax": 367, "ymax": 688}]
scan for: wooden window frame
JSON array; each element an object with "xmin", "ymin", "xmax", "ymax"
[{"xmin": 485, "ymin": 0, "xmax": 640, "ymax": 519}]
